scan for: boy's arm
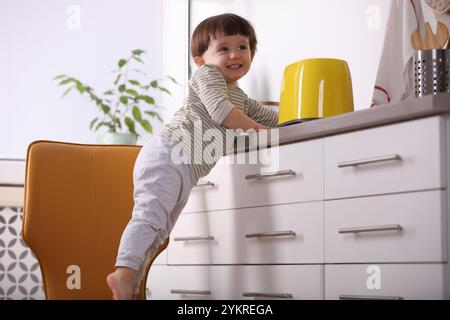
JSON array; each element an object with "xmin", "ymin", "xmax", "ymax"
[
  {"xmin": 247, "ymin": 98, "xmax": 279, "ymax": 128},
  {"xmin": 222, "ymin": 107, "xmax": 269, "ymax": 131}
]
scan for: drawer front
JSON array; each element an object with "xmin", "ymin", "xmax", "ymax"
[
  {"xmin": 147, "ymin": 265, "xmax": 214, "ymax": 300},
  {"xmin": 325, "ymin": 190, "xmax": 447, "ymax": 263},
  {"xmin": 238, "ymin": 265, "xmax": 323, "ymax": 301},
  {"xmin": 147, "ymin": 265, "xmax": 324, "ymax": 300},
  {"xmin": 325, "ymin": 264, "xmax": 447, "ymax": 300},
  {"xmin": 183, "ymin": 139, "xmax": 323, "ymax": 213},
  {"xmin": 168, "ymin": 202, "xmax": 324, "ymax": 265},
  {"xmin": 324, "ymin": 116, "xmax": 445, "ymax": 199}
]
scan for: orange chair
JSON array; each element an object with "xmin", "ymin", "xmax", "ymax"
[{"xmin": 22, "ymin": 141, "xmax": 168, "ymax": 300}]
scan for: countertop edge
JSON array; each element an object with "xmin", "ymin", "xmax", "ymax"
[{"xmin": 233, "ymin": 94, "xmax": 450, "ymax": 154}]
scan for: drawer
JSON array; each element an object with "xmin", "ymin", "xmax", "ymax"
[
  {"xmin": 147, "ymin": 265, "xmax": 213, "ymax": 300},
  {"xmin": 325, "ymin": 190, "xmax": 447, "ymax": 263},
  {"xmin": 324, "ymin": 116, "xmax": 446, "ymax": 199},
  {"xmin": 168, "ymin": 201, "xmax": 324, "ymax": 265},
  {"xmin": 147, "ymin": 265, "xmax": 324, "ymax": 300},
  {"xmin": 325, "ymin": 264, "xmax": 447, "ymax": 300},
  {"xmin": 183, "ymin": 139, "xmax": 323, "ymax": 213}
]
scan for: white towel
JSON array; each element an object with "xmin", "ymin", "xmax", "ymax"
[{"xmin": 371, "ymin": 0, "xmax": 449, "ymax": 107}]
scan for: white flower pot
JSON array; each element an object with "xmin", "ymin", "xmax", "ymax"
[{"xmin": 96, "ymin": 132, "xmax": 137, "ymax": 145}]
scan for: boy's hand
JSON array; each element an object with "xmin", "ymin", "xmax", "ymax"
[{"xmin": 223, "ymin": 107, "xmax": 273, "ymax": 131}]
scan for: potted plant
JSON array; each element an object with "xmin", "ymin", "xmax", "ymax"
[{"xmin": 54, "ymin": 49, "xmax": 176, "ymax": 145}]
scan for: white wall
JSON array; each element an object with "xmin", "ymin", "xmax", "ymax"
[{"xmin": 0, "ymin": 0, "xmax": 164, "ymax": 159}]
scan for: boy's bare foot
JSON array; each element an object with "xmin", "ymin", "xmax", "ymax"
[{"xmin": 106, "ymin": 268, "xmax": 137, "ymax": 300}]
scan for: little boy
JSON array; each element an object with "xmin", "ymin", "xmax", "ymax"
[{"xmin": 107, "ymin": 13, "xmax": 279, "ymax": 299}]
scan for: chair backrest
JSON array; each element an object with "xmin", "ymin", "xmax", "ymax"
[{"xmin": 22, "ymin": 141, "xmax": 168, "ymax": 300}]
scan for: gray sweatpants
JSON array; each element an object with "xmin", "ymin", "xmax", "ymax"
[{"xmin": 115, "ymin": 135, "xmax": 196, "ymax": 293}]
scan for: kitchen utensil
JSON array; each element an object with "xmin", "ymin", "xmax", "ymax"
[
  {"xmin": 425, "ymin": 0, "xmax": 450, "ymax": 14},
  {"xmin": 411, "ymin": 21, "xmax": 449, "ymax": 50},
  {"xmin": 414, "ymin": 49, "xmax": 450, "ymax": 97},
  {"xmin": 278, "ymin": 59, "xmax": 354, "ymax": 127}
]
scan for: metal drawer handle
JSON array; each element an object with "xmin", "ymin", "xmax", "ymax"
[
  {"xmin": 245, "ymin": 170, "xmax": 296, "ymax": 181},
  {"xmin": 245, "ymin": 231, "xmax": 296, "ymax": 239},
  {"xmin": 338, "ymin": 154, "xmax": 402, "ymax": 168},
  {"xmin": 193, "ymin": 181, "xmax": 215, "ymax": 189},
  {"xmin": 339, "ymin": 294, "xmax": 404, "ymax": 300},
  {"xmin": 243, "ymin": 292, "xmax": 293, "ymax": 299},
  {"xmin": 171, "ymin": 289, "xmax": 211, "ymax": 295},
  {"xmin": 339, "ymin": 224, "xmax": 402, "ymax": 234},
  {"xmin": 173, "ymin": 236, "xmax": 215, "ymax": 242}
]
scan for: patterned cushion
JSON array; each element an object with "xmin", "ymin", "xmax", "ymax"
[{"xmin": 425, "ymin": 0, "xmax": 450, "ymax": 14}]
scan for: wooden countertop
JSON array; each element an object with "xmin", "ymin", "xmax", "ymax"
[{"xmin": 234, "ymin": 93, "xmax": 450, "ymax": 153}]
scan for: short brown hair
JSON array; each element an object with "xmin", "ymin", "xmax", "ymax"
[{"xmin": 190, "ymin": 13, "xmax": 257, "ymax": 58}]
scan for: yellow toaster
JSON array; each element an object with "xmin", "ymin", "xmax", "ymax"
[{"xmin": 278, "ymin": 58, "xmax": 354, "ymax": 127}]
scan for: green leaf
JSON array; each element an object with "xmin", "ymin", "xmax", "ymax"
[
  {"xmin": 53, "ymin": 74, "xmax": 66, "ymax": 80},
  {"xmin": 132, "ymin": 49, "xmax": 145, "ymax": 56},
  {"xmin": 150, "ymin": 80, "xmax": 158, "ymax": 88},
  {"xmin": 114, "ymin": 74, "xmax": 122, "ymax": 85},
  {"xmin": 132, "ymin": 106, "xmax": 142, "ymax": 121},
  {"xmin": 101, "ymin": 104, "xmax": 110, "ymax": 114},
  {"xmin": 89, "ymin": 117, "xmax": 99, "ymax": 130},
  {"xmin": 125, "ymin": 117, "xmax": 136, "ymax": 133},
  {"xmin": 166, "ymin": 75, "xmax": 178, "ymax": 84},
  {"xmin": 128, "ymin": 80, "xmax": 141, "ymax": 86},
  {"xmin": 61, "ymin": 86, "xmax": 73, "ymax": 98},
  {"xmin": 131, "ymin": 69, "xmax": 147, "ymax": 76},
  {"xmin": 107, "ymin": 123, "xmax": 117, "ymax": 133},
  {"xmin": 76, "ymin": 82, "xmax": 85, "ymax": 94},
  {"xmin": 141, "ymin": 95, "xmax": 155, "ymax": 105},
  {"xmin": 126, "ymin": 89, "xmax": 138, "ymax": 96},
  {"xmin": 158, "ymin": 86, "xmax": 171, "ymax": 95},
  {"xmin": 92, "ymin": 96, "xmax": 102, "ymax": 105},
  {"xmin": 103, "ymin": 90, "xmax": 114, "ymax": 95},
  {"xmin": 145, "ymin": 111, "xmax": 164, "ymax": 123},
  {"xmin": 90, "ymin": 95, "xmax": 101, "ymax": 105},
  {"xmin": 119, "ymin": 96, "xmax": 129, "ymax": 105},
  {"xmin": 140, "ymin": 119, "xmax": 153, "ymax": 134},
  {"xmin": 132, "ymin": 56, "xmax": 144, "ymax": 64},
  {"xmin": 58, "ymin": 78, "xmax": 73, "ymax": 86},
  {"xmin": 118, "ymin": 84, "xmax": 126, "ymax": 93},
  {"xmin": 95, "ymin": 121, "xmax": 105, "ymax": 131},
  {"xmin": 118, "ymin": 59, "xmax": 127, "ymax": 68}
]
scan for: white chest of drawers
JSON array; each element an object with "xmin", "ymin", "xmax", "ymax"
[{"xmin": 147, "ymin": 115, "xmax": 450, "ymax": 300}]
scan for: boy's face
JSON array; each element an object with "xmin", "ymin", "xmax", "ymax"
[{"xmin": 194, "ymin": 34, "xmax": 254, "ymax": 86}]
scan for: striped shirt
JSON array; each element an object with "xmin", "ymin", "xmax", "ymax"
[{"xmin": 158, "ymin": 64, "xmax": 279, "ymax": 183}]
